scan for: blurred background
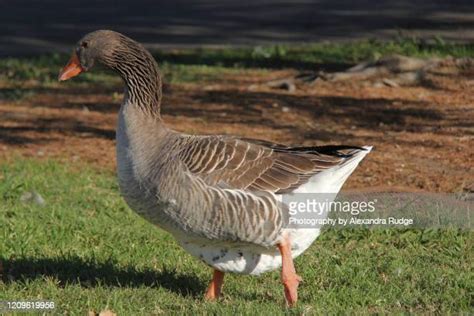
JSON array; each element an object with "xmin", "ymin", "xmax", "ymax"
[
  {"xmin": 1, "ymin": 0, "xmax": 473, "ymax": 56},
  {"xmin": 0, "ymin": 1, "xmax": 473, "ymax": 314}
]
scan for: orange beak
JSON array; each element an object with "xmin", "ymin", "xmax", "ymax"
[{"xmin": 58, "ymin": 52, "xmax": 84, "ymax": 81}]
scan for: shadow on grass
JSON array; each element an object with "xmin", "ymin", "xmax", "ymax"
[
  {"xmin": 169, "ymin": 89, "xmax": 447, "ymax": 136},
  {"xmin": 3, "ymin": 257, "xmax": 206, "ymax": 297},
  {"xmin": 1, "ymin": 84, "xmax": 455, "ymax": 147},
  {"xmin": 153, "ymin": 51, "xmax": 352, "ymax": 71},
  {"xmin": 0, "ymin": 113, "xmax": 116, "ymax": 145},
  {"xmin": 0, "ymin": 51, "xmax": 352, "ymax": 78}
]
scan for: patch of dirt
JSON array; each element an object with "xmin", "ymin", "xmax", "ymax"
[{"xmin": 0, "ymin": 69, "xmax": 473, "ymax": 193}]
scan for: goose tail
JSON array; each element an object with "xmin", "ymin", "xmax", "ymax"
[{"xmin": 294, "ymin": 146, "xmax": 372, "ymax": 194}]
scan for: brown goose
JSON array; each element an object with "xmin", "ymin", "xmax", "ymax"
[{"xmin": 59, "ymin": 30, "xmax": 372, "ymax": 306}]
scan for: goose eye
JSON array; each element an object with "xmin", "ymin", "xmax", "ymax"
[{"xmin": 81, "ymin": 42, "xmax": 88, "ymax": 48}]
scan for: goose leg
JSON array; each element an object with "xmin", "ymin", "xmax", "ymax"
[
  {"xmin": 277, "ymin": 239, "xmax": 302, "ymax": 307},
  {"xmin": 204, "ymin": 269, "xmax": 225, "ymax": 300}
]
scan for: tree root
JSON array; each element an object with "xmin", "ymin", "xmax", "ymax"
[{"xmin": 260, "ymin": 55, "xmax": 474, "ymax": 90}]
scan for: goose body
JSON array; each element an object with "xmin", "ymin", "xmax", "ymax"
[
  {"xmin": 116, "ymin": 101, "xmax": 371, "ymax": 275},
  {"xmin": 60, "ymin": 30, "xmax": 372, "ymax": 305}
]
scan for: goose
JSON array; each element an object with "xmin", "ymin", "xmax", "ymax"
[{"xmin": 58, "ymin": 30, "xmax": 372, "ymax": 306}]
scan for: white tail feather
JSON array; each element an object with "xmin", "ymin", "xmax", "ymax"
[{"xmin": 292, "ymin": 146, "xmax": 372, "ymax": 194}]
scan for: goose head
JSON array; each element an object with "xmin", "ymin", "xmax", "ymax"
[
  {"xmin": 59, "ymin": 30, "xmax": 147, "ymax": 81},
  {"xmin": 59, "ymin": 30, "xmax": 163, "ymax": 115},
  {"xmin": 59, "ymin": 30, "xmax": 114, "ymax": 81}
]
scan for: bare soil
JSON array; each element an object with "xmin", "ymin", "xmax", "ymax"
[{"xmin": 1, "ymin": 70, "xmax": 473, "ymax": 193}]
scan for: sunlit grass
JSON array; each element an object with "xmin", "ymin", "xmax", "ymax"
[
  {"xmin": 1, "ymin": 37, "xmax": 472, "ymax": 83},
  {"xmin": 0, "ymin": 159, "xmax": 471, "ymax": 314}
]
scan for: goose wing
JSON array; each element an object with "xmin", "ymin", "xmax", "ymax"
[
  {"xmin": 166, "ymin": 135, "xmax": 369, "ymax": 246},
  {"xmin": 176, "ymin": 135, "xmax": 366, "ymax": 194}
]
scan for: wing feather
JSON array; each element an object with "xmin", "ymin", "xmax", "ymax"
[{"xmin": 176, "ymin": 135, "xmax": 364, "ymax": 194}]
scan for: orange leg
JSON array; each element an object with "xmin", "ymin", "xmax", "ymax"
[
  {"xmin": 277, "ymin": 238, "xmax": 302, "ymax": 307},
  {"xmin": 204, "ymin": 269, "xmax": 225, "ymax": 300}
]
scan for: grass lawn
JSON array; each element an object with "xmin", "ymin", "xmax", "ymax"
[
  {"xmin": 0, "ymin": 39, "xmax": 473, "ymax": 314},
  {"xmin": 1, "ymin": 38, "xmax": 473, "ymax": 86},
  {"xmin": 0, "ymin": 159, "xmax": 471, "ymax": 314}
]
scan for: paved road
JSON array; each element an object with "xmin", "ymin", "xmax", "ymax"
[{"xmin": 0, "ymin": 0, "xmax": 473, "ymax": 57}]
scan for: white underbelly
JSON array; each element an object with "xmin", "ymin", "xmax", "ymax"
[{"xmin": 178, "ymin": 227, "xmax": 322, "ymax": 275}]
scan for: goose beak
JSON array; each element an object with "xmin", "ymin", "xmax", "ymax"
[{"xmin": 58, "ymin": 52, "xmax": 84, "ymax": 81}]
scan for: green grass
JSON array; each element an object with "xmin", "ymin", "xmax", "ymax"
[
  {"xmin": 0, "ymin": 159, "xmax": 472, "ymax": 314},
  {"xmin": 1, "ymin": 38, "xmax": 473, "ymax": 102},
  {"xmin": 0, "ymin": 54, "xmax": 250, "ymax": 103},
  {"xmin": 152, "ymin": 37, "xmax": 474, "ymax": 69},
  {"xmin": 0, "ymin": 54, "xmax": 247, "ymax": 87},
  {"xmin": 1, "ymin": 37, "xmax": 473, "ymax": 84}
]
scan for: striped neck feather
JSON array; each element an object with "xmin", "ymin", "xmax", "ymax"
[{"xmin": 102, "ymin": 36, "xmax": 162, "ymax": 118}]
